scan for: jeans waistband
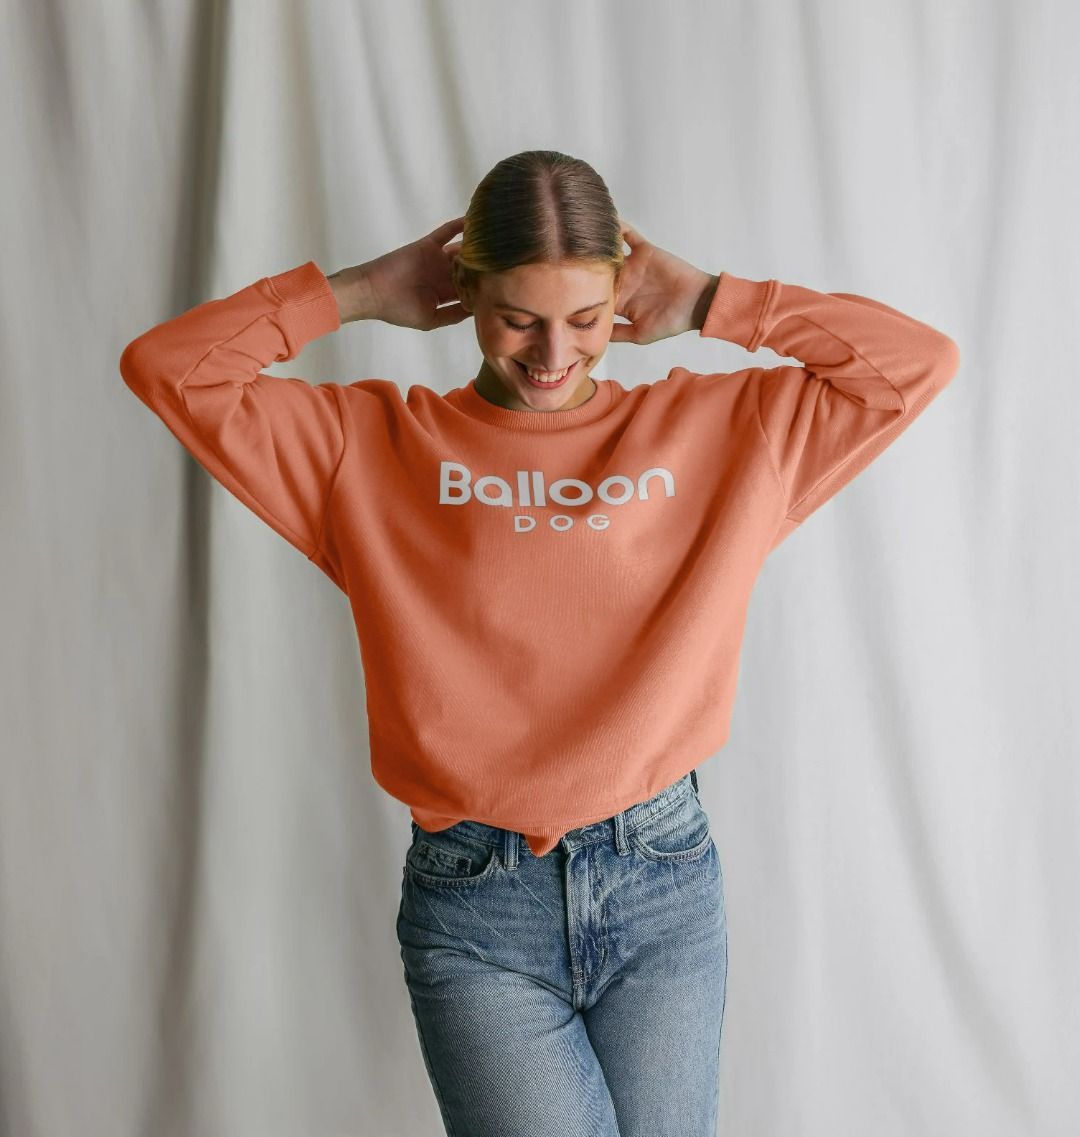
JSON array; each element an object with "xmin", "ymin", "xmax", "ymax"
[{"xmin": 440, "ymin": 770, "xmax": 701, "ymax": 857}]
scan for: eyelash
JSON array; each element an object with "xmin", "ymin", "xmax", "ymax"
[{"xmin": 503, "ymin": 317, "xmax": 599, "ymax": 332}]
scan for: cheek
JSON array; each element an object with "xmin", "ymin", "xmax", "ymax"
[
  {"xmin": 587, "ymin": 327, "xmax": 611, "ymax": 352},
  {"xmin": 576, "ymin": 329, "xmax": 609, "ymax": 360},
  {"xmin": 477, "ymin": 324, "xmax": 518, "ymax": 356}
]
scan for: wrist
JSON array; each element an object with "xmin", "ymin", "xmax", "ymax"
[
  {"xmin": 690, "ymin": 272, "xmax": 720, "ymax": 331},
  {"xmin": 327, "ymin": 267, "xmax": 379, "ymax": 323}
]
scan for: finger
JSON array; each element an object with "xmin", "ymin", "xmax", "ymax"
[
  {"xmin": 431, "ymin": 215, "xmax": 467, "ymax": 244},
  {"xmin": 435, "ymin": 275, "xmax": 462, "ymax": 304},
  {"xmin": 618, "ymin": 218, "xmax": 639, "ymax": 241}
]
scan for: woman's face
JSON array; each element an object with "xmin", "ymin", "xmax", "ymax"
[{"xmin": 461, "ymin": 261, "xmax": 620, "ymax": 412}]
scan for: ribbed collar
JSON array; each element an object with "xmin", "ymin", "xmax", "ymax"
[{"xmin": 454, "ymin": 376, "xmax": 617, "ymax": 431}]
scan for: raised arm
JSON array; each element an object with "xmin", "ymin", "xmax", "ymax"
[
  {"xmin": 119, "ymin": 261, "xmax": 350, "ymax": 582},
  {"xmin": 696, "ymin": 271, "xmax": 960, "ymax": 545}
]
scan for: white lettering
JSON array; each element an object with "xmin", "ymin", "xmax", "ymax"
[
  {"xmin": 439, "ymin": 461, "xmax": 675, "ymax": 507},
  {"xmin": 439, "ymin": 461, "xmax": 472, "ymax": 504}
]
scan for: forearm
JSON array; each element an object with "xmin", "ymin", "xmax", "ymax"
[{"xmin": 326, "ymin": 266, "xmax": 379, "ymax": 324}]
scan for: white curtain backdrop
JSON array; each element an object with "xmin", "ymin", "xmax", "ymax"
[{"xmin": 3, "ymin": 1, "xmax": 1077, "ymax": 1134}]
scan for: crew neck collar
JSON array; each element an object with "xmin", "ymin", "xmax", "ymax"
[{"xmin": 456, "ymin": 376, "xmax": 616, "ymax": 431}]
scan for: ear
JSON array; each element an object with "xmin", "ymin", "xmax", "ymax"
[{"xmin": 451, "ymin": 259, "xmax": 474, "ymax": 312}]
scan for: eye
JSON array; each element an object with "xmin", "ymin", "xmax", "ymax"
[{"xmin": 504, "ymin": 317, "xmax": 600, "ymax": 332}]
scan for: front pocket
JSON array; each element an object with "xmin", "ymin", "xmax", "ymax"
[
  {"xmin": 405, "ymin": 826, "xmax": 500, "ymax": 887},
  {"xmin": 629, "ymin": 792, "xmax": 713, "ymax": 863}
]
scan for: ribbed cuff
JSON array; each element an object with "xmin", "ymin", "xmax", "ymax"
[
  {"xmin": 699, "ymin": 272, "xmax": 778, "ymax": 352},
  {"xmin": 265, "ymin": 260, "xmax": 342, "ymax": 356}
]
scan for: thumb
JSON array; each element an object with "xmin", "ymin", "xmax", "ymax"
[
  {"xmin": 430, "ymin": 302, "xmax": 471, "ymax": 329},
  {"xmin": 606, "ymin": 321, "xmax": 637, "ymax": 344}
]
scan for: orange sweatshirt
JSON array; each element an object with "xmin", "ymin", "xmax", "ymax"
[{"xmin": 120, "ymin": 260, "xmax": 959, "ymax": 856}]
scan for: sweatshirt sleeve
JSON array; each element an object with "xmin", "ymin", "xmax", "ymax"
[
  {"xmin": 698, "ymin": 271, "xmax": 960, "ymax": 548},
  {"xmin": 119, "ymin": 260, "xmax": 345, "ymax": 580}
]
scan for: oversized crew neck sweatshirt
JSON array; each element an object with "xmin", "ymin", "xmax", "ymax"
[{"xmin": 120, "ymin": 260, "xmax": 959, "ymax": 856}]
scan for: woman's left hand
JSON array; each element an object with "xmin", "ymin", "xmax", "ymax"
[{"xmin": 609, "ymin": 221, "xmax": 718, "ymax": 345}]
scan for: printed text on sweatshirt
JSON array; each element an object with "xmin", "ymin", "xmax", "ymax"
[{"xmin": 120, "ymin": 261, "xmax": 959, "ymax": 856}]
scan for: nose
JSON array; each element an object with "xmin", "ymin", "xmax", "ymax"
[{"xmin": 532, "ymin": 326, "xmax": 579, "ymax": 370}]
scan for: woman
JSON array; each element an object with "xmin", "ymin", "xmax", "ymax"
[{"xmin": 121, "ymin": 150, "xmax": 959, "ymax": 1136}]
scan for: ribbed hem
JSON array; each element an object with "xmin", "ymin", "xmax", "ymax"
[
  {"xmin": 455, "ymin": 375, "xmax": 616, "ymax": 431},
  {"xmin": 699, "ymin": 271, "xmax": 778, "ymax": 352}
]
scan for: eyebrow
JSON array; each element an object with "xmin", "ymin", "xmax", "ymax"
[{"xmin": 493, "ymin": 300, "xmax": 607, "ymax": 318}]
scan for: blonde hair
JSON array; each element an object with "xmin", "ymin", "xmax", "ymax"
[{"xmin": 453, "ymin": 150, "xmax": 624, "ymax": 300}]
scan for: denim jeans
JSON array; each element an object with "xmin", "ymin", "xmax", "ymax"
[{"xmin": 395, "ymin": 770, "xmax": 728, "ymax": 1136}]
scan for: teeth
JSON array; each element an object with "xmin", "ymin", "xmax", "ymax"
[{"xmin": 522, "ymin": 362, "xmax": 573, "ymax": 383}]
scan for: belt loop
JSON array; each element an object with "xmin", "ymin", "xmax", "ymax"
[
  {"xmin": 503, "ymin": 828, "xmax": 519, "ymax": 871},
  {"xmin": 690, "ymin": 768, "xmax": 699, "ymax": 796},
  {"xmin": 614, "ymin": 808, "xmax": 630, "ymax": 856}
]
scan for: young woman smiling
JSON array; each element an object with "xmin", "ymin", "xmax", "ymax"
[{"xmin": 122, "ymin": 149, "xmax": 958, "ymax": 1137}]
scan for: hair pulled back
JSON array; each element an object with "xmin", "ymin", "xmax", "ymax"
[{"xmin": 453, "ymin": 150, "xmax": 624, "ymax": 300}]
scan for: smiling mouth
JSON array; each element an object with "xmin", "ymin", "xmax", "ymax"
[{"xmin": 513, "ymin": 359, "xmax": 581, "ymax": 388}]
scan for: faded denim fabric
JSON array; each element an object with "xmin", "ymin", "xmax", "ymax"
[{"xmin": 396, "ymin": 771, "xmax": 728, "ymax": 1136}]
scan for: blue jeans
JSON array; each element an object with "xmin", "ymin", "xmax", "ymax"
[{"xmin": 395, "ymin": 770, "xmax": 728, "ymax": 1136}]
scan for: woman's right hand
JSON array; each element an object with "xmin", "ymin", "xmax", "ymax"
[{"xmin": 328, "ymin": 215, "xmax": 471, "ymax": 330}]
